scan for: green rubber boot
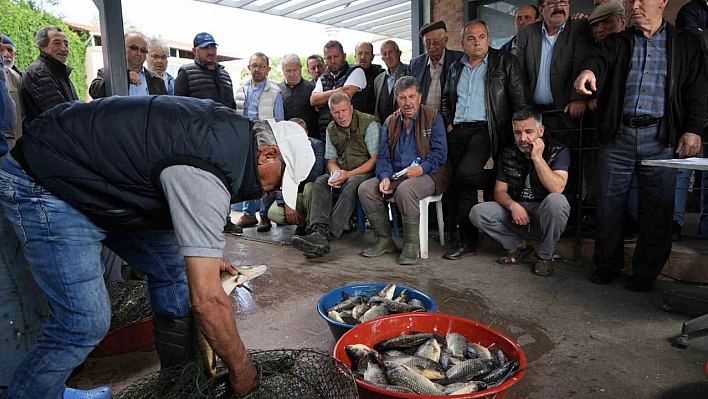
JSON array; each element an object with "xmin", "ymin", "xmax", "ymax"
[
  {"xmin": 398, "ymin": 215, "xmax": 420, "ymax": 265},
  {"xmin": 362, "ymin": 211, "xmax": 397, "ymax": 257}
]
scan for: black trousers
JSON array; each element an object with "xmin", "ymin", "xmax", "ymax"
[{"xmin": 447, "ymin": 125, "xmax": 494, "ymax": 246}]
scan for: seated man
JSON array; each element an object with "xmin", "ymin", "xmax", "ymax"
[
  {"xmin": 267, "ymin": 118, "xmax": 326, "ymax": 235},
  {"xmin": 470, "ymin": 110, "xmax": 570, "ymax": 276},
  {"xmin": 292, "ymin": 92, "xmax": 380, "ymax": 257},
  {"xmin": 358, "ymin": 76, "xmax": 449, "ymax": 265}
]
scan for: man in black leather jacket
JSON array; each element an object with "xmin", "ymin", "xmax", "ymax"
[{"xmin": 440, "ymin": 19, "xmax": 529, "ymax": 260}]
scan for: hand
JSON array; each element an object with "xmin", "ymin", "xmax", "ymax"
[
  {"xmin": 220, "ymin": 257, "xmax": 238, "ymax": 276},
  {"xmin": 574, "ymin": 70, "xmax": 596, "ymax": 96},
  {"xmin": 446, "ymin": 124, "xmax": 453, "ymax": 133},
  {"xmin": 379, "ymin": 178, "xmax": 393, "ymax": 194},
  {"xmin": 510, "ymin": 203, "xmax": 531, "ymax": 225},
  {"xmin": 230, "ymin": 360, "xmax": 258, "ymax": 397},
  {"xmin": 676, "ymin": 132, "xmax": 701, "ymax": 158},
  {"xmin": 128, "ymin": 71, "xmax": 142, "ymax": 85},
  {"xmin": 564, "ymin": 100, "xmax": 588, "ymax": 119},
  {"xmin": 329, "ymin": 170, "xmax": 349, "ymax": 188},
  {"xmin": 284, "ymin": 204, "xmax": 301, "ymax": 225},
  {"xmin": 530, "ymin": 137, "xmax": 545, "ymax": 161},
  {"xmin": 588, "ymin": 99, "xmax": 598, "ymax": 112},
  {"xmin": 571, "ymin": 13, "xmax": 588, "ymax": 19},
  {"xmin": 404, "ymin": 165, "xmax": 424, "ymax": 179}
]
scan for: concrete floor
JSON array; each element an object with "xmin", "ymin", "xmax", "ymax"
[{"xmin": 68, "ymin": 220, "xmax": 708, "ymax": 399}]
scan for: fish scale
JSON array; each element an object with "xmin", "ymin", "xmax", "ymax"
[
  {"xmin": 444, "ymin": 358, "xmax": 495, "ymax": 384},
  {"xmin": 386, "ymin": 365, "xmax": 443, "ymax": 395}
]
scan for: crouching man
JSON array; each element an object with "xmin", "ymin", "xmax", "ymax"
[
  {"xmin": 358, "ymin": 76, "xmax": 449, "ymax": 265},
  {"xmin": 291, "ymin": 92, "xmax": 380, "ymax": 257},
  {"xmin": 470, "ymin": 110, "xmax": 570, "ymax": 276}
]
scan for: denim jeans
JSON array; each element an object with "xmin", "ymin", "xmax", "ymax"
[
  {"xmin": 0, "ymin": 157, "xmax": 191, "ymax": 399},
  {"xmin": 701, "ymin": 170, "xmax": 708, "ymax": 235},
  {"xmin": 594, "ymin": 125, "xmax": 676, "ymax": 280},
  {"xmin": 673, "ymin": 168, "xmax": 692, "ymax": 226}
]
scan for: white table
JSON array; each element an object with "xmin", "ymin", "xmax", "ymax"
[{"xmin": 641, "ymin": 158, "xmax": 708, "ymax": 171}]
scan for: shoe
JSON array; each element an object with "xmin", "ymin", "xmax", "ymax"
[
  {"xmin": 362, "ymin": 211, "xmax": 397, "ymax": 258},
  {"xmin": 533, "ymin": 259, "xmax": 553, "ymax": 276},
  {"xmin": 398, "ymin": 215, "xmax": 420, "ymax": 265},
  {"xmin": 256, "ymin": 216, "xmax": 272, "ymax": 232},
  {"xmin": 294, "ymin": 225, "xmax": 307, "ymax": 236},
  {"xmin": 291, "ymin": 224, "xmax": 331, "ymax": 257},
  {"xmin": 626, "ymin": 274, "xmax": 655, "ymax": 292},
  {"xmin": 623, "ymin": 233, "xmax": 638, "ymax": 244},
  {"xmin": 236, "ymin": 215, "xmax": 258, "ymax": 228},
  {"xmin": 590, "ymin": 268, "xmax": 621, "ymax": 284},
  {"xmin": 443, "ymin": 242, "xmax": 477, "ymax": 260},
  {"xmin": 672, "ymin": 221, "xmax": 682, "ymax": 242},
  {"xmin": 223, "ymin": 217, "xmax": 243, "ymax": 235},
  {"xmin": 63, "ymin": 386, "xmax": 112, "ymax": 399}
]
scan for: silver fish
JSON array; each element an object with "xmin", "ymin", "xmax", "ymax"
[
  {"xmin": 381, "ymin": 355, "xmax": 445, "ymax": 380},
  {"xmin": 444, "ymin": 358, "xmax": 495, "ymax": 384},
  {"xmin": 446, "ymin": 332, "xmax": 468, "ymax": 357},
  {"xmin": 386, "ymin": 365, "xmax": 443, "ymax": 395},
  {"xmin": 329, "ymin": 295, "xmax": 364, "ymax": 312},
  {"xmin": 381, "ymin": 349, "xmax": 408, "ymax": 360},
  {"xmin": 468, "ymin": 343, "xmax": 492, "ymax": 360},
  {"xmin": 393, "ymin": 289, "xmax": 409, "ymax": 303},
  {"xmin": 491, "ymin": 347, "xmax": 508, "ymax": 366},
  {"xmin": 345, "ymin": 344, "xmax": 375, "ymax": 366},
  {"xmin": 443, "ymin": 381, "xmax": 486, "ymax": 395},
  {"xmin": 483, "ymin": 360, "xmax": 520, "ymax": 387},
  {"xmin": 327, "ymin": 310, "xmax": 345, "ymax": 323},
  {"xmin": 369, "ymin": 296, "xmax": 426, "ymax": 313},
  {"xmin": 352, "ymin": 303, "xmax": 370, "ymax": 319},
  {"xmin": 360, "ymin": 354, "xmax": 387, "ymax": 386},
  {"xmin": 359, "ymin": 304, "xmax": 389, "ymax": 323},
  {"xmin": 408, "ymin": 298, "xmax": 425, "ymax": 308},
  {"xmin": 375, "ymin": 284, "xmax": 396, "ymax": 300},
  {"xmin": 374, "ymin": 332, "xmax": 437, "ymax": 351},
  {"xmin": 414, "ymin": 338, "xmax": 442, "ymax": 363}
]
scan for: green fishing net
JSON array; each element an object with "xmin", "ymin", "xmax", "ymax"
[{"xmin": 106, "ymin": 280, "xmax": 153, "ymax": 332}]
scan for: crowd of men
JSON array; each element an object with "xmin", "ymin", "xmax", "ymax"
[{"xmin": 1, "ymin": 0, "xmax": 708, "ymax": 396}]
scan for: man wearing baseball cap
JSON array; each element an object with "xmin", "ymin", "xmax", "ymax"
[
  {"xmin": 588, "ymin": 2, "xmax": 627, "ymax": 43},
  {"xmin": 0, "ymin": 95, "xmax": 314, "ymax": 398}
]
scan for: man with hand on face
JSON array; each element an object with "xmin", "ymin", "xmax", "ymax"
[
  {"xmin": 90, "ymin": 31, "xmax": 166, "ymax": 98},
  {"xmin": 147, "ymin": 36, "xmax": 174, "ymax": 95},
  {"xmin": 358, "ymin": 76, "xmax": 449, "ymax": 265},
  {"xmin": 354, "ymin": 42, "xmax": 384, "ymax": 115},
  {"xmin": 574, "ymin": 0, "xmax": 707, "ymax": 291},
  {"xmin": 501, "ymin": 5, "xmax": 541, "ymax": 55},
  {"xmin": 374, "ymin": 40, "xmax": 408, "ymax": 123},
  {"xmin": 471, "ymin": 110, "xmax": 570, "ymax": 276},
  {"xmin": 279, "ymin": 54, "xmax": 318, "ymax": 137}
]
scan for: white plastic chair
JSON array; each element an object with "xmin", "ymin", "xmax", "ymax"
[{"xmin": 388, "ymin": 194, "xmax": 445, "ymax": 259}]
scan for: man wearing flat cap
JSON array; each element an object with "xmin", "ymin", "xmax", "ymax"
[
  {"xmin": 589, "ymin": 2, "xmax": 627, "ymax": 43},
  {"xmin": 407, "ymin": 21, "xmax": 464, "ymax": 112}
]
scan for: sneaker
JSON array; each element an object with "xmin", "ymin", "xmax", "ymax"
[
  {"xmin": 672, "ymin": 221, "xmax": 682, "ymax": 242},
  {"xmin": 236, "ymin": 215, "xmax": 258, "ymax": 228},
  {"xmin": 63, "ymin": 386, "xmax": 113, "ymax": 399},
  {"xmin": 257, "ymin": 215, "xmax": 272, "ymax": 233},
  {"xmin": 223, "ymin": 217, "xmax": 243, "ymax": 235},
  {"xmin": 291, "ymin": 224, "xmax": 331, "ymax": 257}
]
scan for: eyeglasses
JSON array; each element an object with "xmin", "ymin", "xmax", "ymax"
[
  {"xmin": 128, "ymin": 44, "xmax": 149, "ymax": 54},
  {"xmin": 249, "ymin": 64, "xmax": 268, "ymax": 70},
  {"xmin": 150, "ymin": 54, "xmax": 168, "ymax": 61},
  {"xmin": 541, "ymin": 0, "xmax": 569, "ymax": 7}
]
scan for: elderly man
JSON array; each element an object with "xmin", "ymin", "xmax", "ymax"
[
  {"xmin": 440, "ymin": 20, "xmax": 529, "ymax": 260},
  {"xmin": 589, "ymin": 2, "xmax": 627, "ymax": 43},
  {"xmin": 374, "ymin": 40, "xmax": 408, "ymax": 123},
  {"xmin": 147, "ymin": 36, "xmax": 174, "ymax": 95},
  {"xmin": 307, "ymin": 54, "xmax": 326, "ymax": 84},
  {"xmin": 279, "ymin": 54, "xmax": 318, "ymax": 136},
  {"xmin": 358, "ymin": 76, "xmax": 449, "ymax": 265},
  {"xmin": 574, "ymin": 0, "xmax": 707, "ymax": 291},
  {"xmin": 2, "ymin": 34, "xmax": 21, "ymax": 150},
  {"xmin": 500, "ymin": 5, "xmax": 541, "ymax": 55},
  {"xmin": 408, "ymin": 21, "xmax": 464, "ymax": 112},
  {"xmin": 0, "ymin": 96, "xmax": 314, "ymax": 398},
  {"xmin": 90, "ymin": 31, "xmax": 166, "ymax": 98},
  {"xmin": 471, "ymin": 110, "xmax": 570, "ymax": 276},
  {"xmin": 293, "ymin": 92, "xmax": 380, "ymax": 258},
  {"xmin": 234, "ymin": 52, "xmax": 284, "ymax": 232},
  {"xmin": 310, "ymin": 40, "xmax": 367, "ymax": 139},
  {"xmin": 20, "ymin": 26, "xmax": 78, "ymax": 127},
  {"xmin": 354, "ymin": 42, "xmax": 384, "ymax": 115},
  {"xmin": 175, "ymin": 32, "xmax": 236, "ymax": 109}
]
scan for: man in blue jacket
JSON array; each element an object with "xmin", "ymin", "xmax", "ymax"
[{"xmin": 0, "ymin": 96, "xmax": 315, "ymax": 399}]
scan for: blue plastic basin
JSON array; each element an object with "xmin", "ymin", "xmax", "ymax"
[{"xmin": 317, "ymin": 283, "xmax": 438, "ymax": 341}]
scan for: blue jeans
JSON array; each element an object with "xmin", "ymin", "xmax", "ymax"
[
  {"xmin": 673, "ymin": 168, "xmax": 692, "ymax": 226},
  {"xmin": 242, "ymin": 195, "xmax": 274, "ymax": 218},
  {"xmin": 700, "ymin": 170, "xmax": 708, "ymax": 235},
  {"xmin": 0, "ymin": 157, "xmax": 191, "ymax": 399}
]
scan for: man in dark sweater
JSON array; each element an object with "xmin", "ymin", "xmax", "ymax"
[
  {"xmin": 354, "ymin": 42, "xmax": 384, "ymax": 115},
  {"xmin": 278, "ymin": 53, "xmax": 318, "ymax": 137}
]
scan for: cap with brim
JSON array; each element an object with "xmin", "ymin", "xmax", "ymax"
[
  {"xmin": 193, "ymin": 32, "xmax": 218, "ymax": 48},
  {"xmin": 1, "ymin": 34, "xmax": 15, "ymax": 48},
  {"xmin": 588, "ymin": 2, "xmax": 625, "ymax": 25},
  {"xmin": 266, "ymin": 120, "xmax": 315, "ymax": 210},
  {"xmin": 420, "ymin": 20, "xmax": 447, "ymax": 37}
]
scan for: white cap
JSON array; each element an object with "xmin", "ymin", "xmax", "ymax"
[{"xmin": 267, "ymin": 120, "xmax": 315, "ymax": 209}]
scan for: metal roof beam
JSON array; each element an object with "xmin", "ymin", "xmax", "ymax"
[
  {"xmin": 269, "ymin": 0, "xmax": 322, "ymax": 16},
  {"xmin": 317, "ymin": 0, "xmax": 407, "ymax": 24},
  {"xmin": 355, "ymin": 11, "xmax": 410, "ymax": 29},
  {"xmin": 218, "ymin": 0, "xmax": 259, "ymax": 7},
  {"xmin": 366, "ymin": 19, "xmax": 410, "ymax": 33},
  {"xmin": 291, "ymin": 0, "xmax": 345, "ymax": 19},
  {"xmin": 249, "ymin": 0, "xmax": 292, "ymax": 12},
  {"xmin": 376, "ymin": 25, "xmax": 410, "ymax": 36}
]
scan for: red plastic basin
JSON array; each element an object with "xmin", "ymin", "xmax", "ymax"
[
  {"xmin": 333, "ymin": 313, "xmax": 527, "ymax": 399},
  {"xmin": 89, "ymin": 317, "xmax": 154, "ymax": 358}
]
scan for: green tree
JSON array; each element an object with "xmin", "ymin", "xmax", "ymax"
[{"xmin": 1, "ymin": 0, "xmax": 89, "ymax": 99}]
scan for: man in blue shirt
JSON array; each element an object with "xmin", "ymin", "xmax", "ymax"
[{"xmin": 358, "ymin": 76, "xmax": 449, "ymax": 265}]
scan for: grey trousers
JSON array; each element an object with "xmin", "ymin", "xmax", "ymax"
[
  {"xmin": 470, "ymin": 193, "xmax": 570, "ymax": 260},
  {"xmin": 358, "ymin": 175, "xmax": 436, "ymax": 216},
  {"xmin": 309, "ymin": 172, "xmax": 373, "ymax": 237}
]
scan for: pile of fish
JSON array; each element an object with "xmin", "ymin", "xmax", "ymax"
[
  {"xmin": 345, "ymin": 331, "xmax": 520, "ymax": 396},
  {"xmin": 327, "ymin": 284, "xmax": 428, "ymax": 326}
]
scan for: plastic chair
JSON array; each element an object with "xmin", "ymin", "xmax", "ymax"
[{"xmin": 388, "ymin": 194, "xmax": 445, "ymax": 258}]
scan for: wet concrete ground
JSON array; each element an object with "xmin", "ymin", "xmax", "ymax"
[{"xmin": 69, "ymin": 221, "xmax": 708, "ymax": 399}]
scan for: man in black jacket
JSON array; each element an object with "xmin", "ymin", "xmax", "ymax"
[
  {"xmin": 354, "ymin": 42, "xmax": 384, "ymax": 115},
  {"xmin": 574, "ymin": 0, "xmax": 707, "ymax": 291},
  {"xmin": 440, "ymin": 20, "xmax": 529, "ymax": 260},
  {"xmin": 20, "ymin": 25, "xmax": 78, "ymax": 128},
  {"xmin": 0, "ymin": 97, "xmax": 315, "ymax": 398},
  {"xmin": 278, "ymin": 54, "xmax": 318, "ymax": 137},
  {"xmin": 89, "ymin": 31, "xmax": 166, "ymax": 98}
]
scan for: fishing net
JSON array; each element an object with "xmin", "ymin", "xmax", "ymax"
[
  {"xmin": 106, "ymin": 280, "xmax": 153, "ymax": 332},
  {"xmin": 114, "ymin": 349, "xmax": 359, "ymax": 399}
]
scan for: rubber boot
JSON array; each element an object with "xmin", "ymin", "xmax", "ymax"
[
  {"xmin": 398, "ymin": 215, "xmax": 420, "ymax": 265},
  {"xmin": 63, "ymin": 386, "xmax": 112, "ymax": 399},
  {"xmin": 362, "ymin": 211, "xmax": 397, "ymax": 257},
  {"xmin": 152, "ymin": 314, "xmax": 198, "ymax": 369}
]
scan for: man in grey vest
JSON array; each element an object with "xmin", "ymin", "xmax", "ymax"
[{"xmin": 374, "ymin": 40, "xmax": 408, "ymax": 124}]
